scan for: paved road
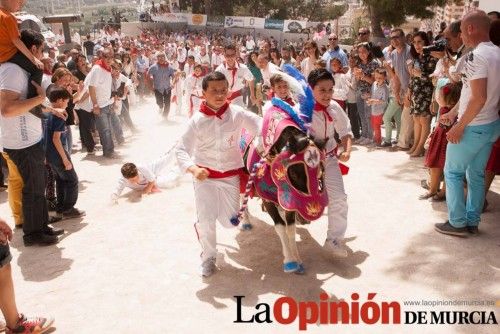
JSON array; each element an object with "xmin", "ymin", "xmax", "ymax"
[{"xmin": 1, "ymin": 98, "xmax": 498, "ymax": 333}]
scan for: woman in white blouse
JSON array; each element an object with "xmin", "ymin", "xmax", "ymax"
[{"xmin": 300, "ymin": 40, "xmax": 320, "ymax": 78}]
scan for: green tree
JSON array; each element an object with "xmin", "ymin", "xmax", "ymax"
[{"xmin": 362, "ymin": 0, "xmax": 462, "ymax": 37}]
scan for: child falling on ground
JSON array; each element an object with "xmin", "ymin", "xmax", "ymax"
[
  {"xmin": 367, "ymin": 68, "xmax": 389, "ymax": 146},
  {"xmin": 111, "ymin": 152, "xmax": 182, "ymax": 203}
]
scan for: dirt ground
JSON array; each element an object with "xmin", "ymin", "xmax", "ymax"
[{"xmin": 1, "ymin": 98, "xmax": 498, "ymax": 333}]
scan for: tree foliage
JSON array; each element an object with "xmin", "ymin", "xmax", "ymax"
[{"xmin": 362, "ymin": 0, "xmax": 462, "ymax": 37}]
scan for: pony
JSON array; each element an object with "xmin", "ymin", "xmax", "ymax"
[{"xmin": 235, "ymin": 65, "xmax": 329, "ymax": 274}]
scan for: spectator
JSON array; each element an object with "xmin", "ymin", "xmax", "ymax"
[
  {"xmin": 86, "ymin": 47, "xmax": 117, "ymax": 158},
  {"xmin": 0, "ymin": 218, "xmax": 55, "ymax": 332},
  {"xmin": 322, "ymin": 33, "xmax": 348, "ymax": 73},
  {"xmin": 384, "ymin": 29, "xmax": 412, "ymax": 149},
  {"xmin": 0, "ymin": 29, "xmax": 65, "ymax": 246},
  {"xmin": 435, "ymin": 11, "xmax": 500, "ymax": 236},
  {"xmin": 407, "ymin": 31, "xmax": 438, "ymax": 157}
]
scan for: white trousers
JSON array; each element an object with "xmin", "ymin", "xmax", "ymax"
[
  {"xmin": 325, "ymin": 156, "xmax": 348, "ymax": 241},
  {"xmin": 194, "ymin": 176, "xmax": 240, "ymax": 261},
  {"xmin": 151, "ymin": 153, "xmax": 181, "ymax": 188}
]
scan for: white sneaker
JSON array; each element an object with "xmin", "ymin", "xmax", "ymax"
[
  {"xmin": 323, "ymin": 239, "xmax": 348, "ymax": 258},
  {"xmin": 201, "ymin": 257, "xmax": 217, "ymax": 277}
]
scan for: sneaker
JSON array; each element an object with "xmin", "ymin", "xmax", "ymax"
[
  {"xmin": 23, "ymin": 233, "xmax": 58, "ymax": 247},
  {"xmin": 48, "ymin": 215, "xmax": 62, "ymax": 224},
  {"xmin": 200, "ymin": 257, "xmax": 217, "ymax": 277},
  {"xmin": 62, "ymin": 208, "xmax": 86, "ymax": 220},
  {"xmin": 467, "ymin": 226, "xmax": 479, "ymax": 235},
  {"xmin": 6, "ymin": 313, "xmax": 54, "ymax": 334},
  {"xmin": 434, "ymin": 222, "xmax": 468, "ymax": 237},
  {"xmin": 379, "ymin": 141, "xmax": 392, "ymax": 148},
  {"xmin": 323, "ymin": 239, "xmax": 348, "ymax": 258}
]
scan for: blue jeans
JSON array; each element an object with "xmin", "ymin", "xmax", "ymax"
[
  {"xmin": 95, "ymin": 105, "xmax": 114, "ymax": 156},
  {"xmin": 356, "ymin": 91, "xmax": 372, "ymax": 139},
  {"xmin": 444, "ymin": 120, "xmax": 500, "ymax": 227},
  {"xmin": 49, "ymin": 153, "xmax": 79, "ymax": 213},
  {"xmin": 110, "ymin": 110, "xmax": 124, "ymax": 144}
]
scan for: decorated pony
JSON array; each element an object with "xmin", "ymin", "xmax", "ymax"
[{"xmin": 234, "ymin": 65, "xmax": 329, "ymax": 274}]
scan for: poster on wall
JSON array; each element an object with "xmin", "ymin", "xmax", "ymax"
[
  {"xmin": 264, "ymin": 19, "xmax": 284, "ymax": 31},
  {"xmin": 244, "ymin": 17, "xmax": 265, "ymax": 29},
  {"xmin": 187, "ymin": 14, "xmax": 207, "ymax": 26},
  {"xmin": 224, "ymin": 16, "xmax": 246, "ymax": 28},
  {"xmin": 206, "ymin": 15, "xmax": 225, "ymax": 27},
  {"xmin": 283, "ymin": 20, "xmax": 307, "ymax": 33}
]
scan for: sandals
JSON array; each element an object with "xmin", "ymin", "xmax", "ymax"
[
  {"xmin": 420, "ymin": 179, "xmax": 430, "ymax": 190},
  {"xmin": 419, "ymin": 192, "xmax": 436, "ymax": 200}
]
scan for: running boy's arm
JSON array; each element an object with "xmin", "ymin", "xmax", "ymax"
[
  {"xmin": 175, "ymin": 120, "xmax": 209, "ymax": 180},
  {"xmin": 11, "ymin": 38, "xmax": 43, "ymax": 69}
]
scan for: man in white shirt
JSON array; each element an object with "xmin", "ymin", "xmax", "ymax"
[
  {"xmin": 175, "ymin": 72, "xmax": 262, "ymax": 277},
  {"xmin": 215, "ymin": 45, "xmax": 256, "ymax": 108},
  {"xmin": 436, "ymin": 11, "xmax": 500, "ymax": 237},
  {"xmin": 256, "ymin": 51, "xmax": 281, "ymax": 87},
  {"xmin": 245, "ymin": 35, "xmax": 256, "ymax": 51},
  {"xmin": 0, "ymin": 30, "xmax": 66, "ymax": 246},
  {"xmin": 86, "ymin": 48, "xmax": 116, "ymax": 158}
]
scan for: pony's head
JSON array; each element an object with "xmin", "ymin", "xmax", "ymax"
[{"xmin": 271, "ymin": 132, "xmax": 328, "ymax": 221}]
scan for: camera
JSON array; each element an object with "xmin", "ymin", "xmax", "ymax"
[{"xmin": 423, "ymin": 39, "xmax": 447, "ymax": 54}]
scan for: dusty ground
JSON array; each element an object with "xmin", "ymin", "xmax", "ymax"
[{"xmin": 1, "ymin": 97, "xmax": 498, "ymax": 334}]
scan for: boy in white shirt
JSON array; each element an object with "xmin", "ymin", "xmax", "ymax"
[
  {"xmin": 111, "ymin": 154, "xmax": 181, "ymax": 203},
  {"xmin": 176, "ymin": 71, "xmax": 262, "ymax": 277},
  {"xmin": 184, "ymin": 64, "xmax": 204, "ymax": 117}
]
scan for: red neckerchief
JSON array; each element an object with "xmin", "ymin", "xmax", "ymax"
[
  {"xmin": 158, "ymin": 62, "xmax": 169, "ymax": 68},
  {"xmin": 224, "ymin": 62, "xmax": 239, "ymax": 90},
  {"xmin": 199, "ymin": 102, "xmax": 229, "ymax": 119},
  {"xmin": 95, "ymin": 59, "xmax": 111, "ymax": 72},
  {"xmin": 314, "ymin": 102, "xmax": 333, "ymax": 122},
  {"xmin": 43, "ymin": 70, "xmax": 52, "ymax": 75}
]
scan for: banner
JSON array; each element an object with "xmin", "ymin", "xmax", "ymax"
[
  {"xmin": 224, "ymin": 16, "xmax": 246, "ymax": 28},
  {"xmin": 264, "ymin": 19, "xmax": 284, "ymax": 31},
  {"xmin": 244, "ymin": 17, "xmax": 265, "ymax": 29},
  {"xmin": 151, "ymin": 13, "xmax": 187, "ymax": 23},
  {"xmin": 283, "ymin": 20, "xmax": 307, "ymax": 33},
  {"xmin": 206, "ymin": 15, "xmax": 224, "ymax": 27},
  {"xmin": 187, "ymin": 14, "xmax": 207, "ymax": 26}
]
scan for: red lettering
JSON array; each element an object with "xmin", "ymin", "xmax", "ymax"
[
  {"xmin": 298, "ymin": 302, "xmax": 319, "ymax": 330},
  {"xmin": 274, "ymin": 297, "xmax": 298, "ymax": 324}
]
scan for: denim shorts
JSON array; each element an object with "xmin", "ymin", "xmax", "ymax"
[{"xmin": 0, "ymin": 243, "xmax": 12, "ymax": 268}]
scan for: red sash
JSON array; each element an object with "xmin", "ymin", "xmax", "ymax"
[{"xmin": 198, "ymin": 166, "xmax": 248, "ymax": 193}]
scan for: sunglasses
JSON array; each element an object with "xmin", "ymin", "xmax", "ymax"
[
  {"xmin": 329, "ymin": 38, "xmax": 338, "ymax": 41},
  {"xmin": 390, "ymin": 36, "xmax": 400, "ymax": 40},
  {"xmin": 358, "ymin": 32, "xmax": 368, "ymax": 36}
]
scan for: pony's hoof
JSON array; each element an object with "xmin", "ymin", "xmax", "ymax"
[
  {"xmin": 283, "ymin": 261, "xmax": 299, "ymax": 273},
  {"xmin": 240, "ymin": 223, "xmax": 253, "ymax": 231},
  {"xmin": 294, "ymin": 263, "xmax": 305, "ymax": 275}
]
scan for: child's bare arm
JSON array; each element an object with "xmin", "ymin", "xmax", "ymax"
[
  {"xmin": 12, "ymin": 38, "xmax": 44, "ymax": 69},
  {"xmin": 52, "ymin": 132, "xmax": 72, "ymax": 170}
]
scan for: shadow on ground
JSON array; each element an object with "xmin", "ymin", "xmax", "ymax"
[
  {"xmin": 196, "ymin": 217, "xmax": 369, "ymax": 309},
  {"xmin": 9, "ymin": 218, "xmax": 87, "ymax": 281}
]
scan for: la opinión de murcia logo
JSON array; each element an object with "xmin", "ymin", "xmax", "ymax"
[{"xmin": 233, "ymin": 293, "xmax": 498, "ymax": 330}]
